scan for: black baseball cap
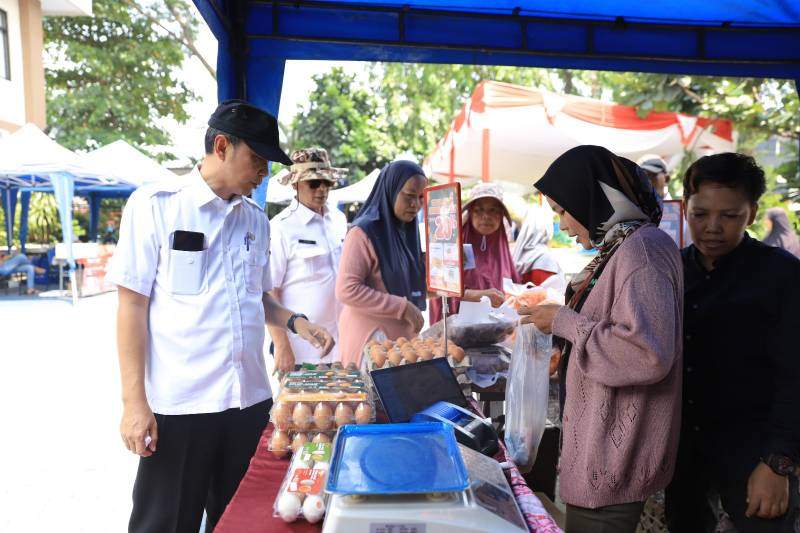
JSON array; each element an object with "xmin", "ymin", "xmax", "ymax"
[{"xmin": 208, "ymin": 99, "xmax": 292, "ymax": 165}]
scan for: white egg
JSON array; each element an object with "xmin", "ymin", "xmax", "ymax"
[
  {"xmin": 302, "ymin": 494, "xmax": 326, "ymax": 523},
  {"xmin": 276, "ymin": 492, "xmax": 302, "ymax": 522}
]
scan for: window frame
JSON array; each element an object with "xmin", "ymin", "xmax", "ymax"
[{"xmin": 0, "ymin": 9, "xmax": 10, "ymax": 81}]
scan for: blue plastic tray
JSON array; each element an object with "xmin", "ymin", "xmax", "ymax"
[{"xmin": 325, "ymin": 422, "xmax": 470, "ymax": 495}]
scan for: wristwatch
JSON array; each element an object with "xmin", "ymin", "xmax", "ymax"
[
  {"xmin": 287, "ymin": 313, "xmax": 308, "ymax": 335},
  {"xmin": 762, "ymin": 454, "xmax": 795, "ymax": 476}
]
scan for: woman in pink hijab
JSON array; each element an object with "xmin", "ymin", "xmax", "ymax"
[{"xmin": 429, "ymin": 183, "xmax": 521, "ymax": 323}]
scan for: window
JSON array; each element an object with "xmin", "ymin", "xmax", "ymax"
[{"xmin": 0, "ymin": 9, "xmax": 9, "ymax": 80}]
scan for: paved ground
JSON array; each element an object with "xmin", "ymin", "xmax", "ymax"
[
  {"xmin": 0, "ymin": 290, "xmax": 285, "ymax": 533},
  {"xmin": 0, "ymin": 292, "xmax": 138, "ymax": 532}
]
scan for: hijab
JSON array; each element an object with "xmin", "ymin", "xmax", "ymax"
[
  {"xmin": 352, "ymin": 160, "xmax": 427, "ymax": 310},
  {"xmin": 513, "ymin": 205, "xmax": 562, "ymax": 276},
  {"xmin": 535, "ymin": 145, "xmax": 662, "ymax": 415},
  {"xmin": 763, "ymin": 207, "xmax": 800, "ymax": 259}
]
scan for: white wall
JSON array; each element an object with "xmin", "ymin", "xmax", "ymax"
[{"xmin": 0, "ymin": 0, "xmax": 25, "ymax": 129}]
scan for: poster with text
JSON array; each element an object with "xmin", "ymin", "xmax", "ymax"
[
  {"xmin": 659, "ymin": 199, "xmax": 685, "ymax": 248},
  {"xmin": 425, "ymin": 183, "xmax": 464, "ymax": 296}
]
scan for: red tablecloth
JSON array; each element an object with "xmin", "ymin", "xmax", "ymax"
[{"xmin": 216, "ymin": 404, "xmax": 562, "ymax": 533}]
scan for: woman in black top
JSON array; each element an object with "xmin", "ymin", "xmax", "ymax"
[{"xmin": 665, "ymin": 153, "xmax": 800, "ymax": 532}]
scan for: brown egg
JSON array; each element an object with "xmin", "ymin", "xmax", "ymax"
[
  {"xmin": 388, "ymin": 350, "xmax": 403, "ymax": 366},
  {"xmin": 450, "ymin": 345, "xmax": 466, "ymax": 363},
  {"xmin": 433, "ymin": 346, "xmax": 446, "ymax": 358},
  {"xmin": 396, "ymin": 337, "xmax": 409, "ymax": 346},
  {"xmin": 293, "ymin": 402, "xmax": 313, "ymax": 430},
  {"xmin": 366, "ymin": 340, "xmax": 380, "ymax": 350},
  {"xmin": 371, "ymin": 350, "xmax": 387, "ymax": 368},
  {"xmin": 291, "ymin": 432, "xmax": 309, "ymax": 453},
  {"xmin": 271, "ymin": 401, "xmax": 293, "ymax": 430},
  {"xmin": 313, "ymin": 402, "xmax": 334, "ymax": 431},
  {"xmin": 382, "ymin": 340, "xmax": 394, "ymax": 350},
  {"xmin": 418, "ymin": 349, "xmax": 433, "ymax": 361},
  {"xmin": 312, "ymin": 432, "xmax": 332, "ymax": 444},
  {"xmin": 335, "ymin": 403, "xmax": 354, "ymax": 427},
  {"xmin": 270, "ymin": 429, "xmax": 291, "ymax": 458},
  {"xmin": 403, "ymin": 350, "xmax": 419, "ymax": 364},
  {"xmin": 355, "ymin": 403, "xmax": 374, "ymax": 425}
]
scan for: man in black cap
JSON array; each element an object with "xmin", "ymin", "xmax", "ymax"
[{"xmin": 108, "ymin": 100, "xmax": 334, "ymax": 532}]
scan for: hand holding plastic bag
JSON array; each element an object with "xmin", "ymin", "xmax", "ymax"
[{"xmin": 504, "ymin": 323, "xmax": 551, "ymax": 473}]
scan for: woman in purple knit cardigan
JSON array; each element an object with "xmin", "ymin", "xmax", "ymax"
[{"xmin": 519, "ymin": 146, "xmax": 683, "ymax": 532}]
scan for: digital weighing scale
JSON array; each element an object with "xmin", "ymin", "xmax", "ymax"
[{"xmin": 321, "ymin": 423, "xmax": 526, "ymax": 533}]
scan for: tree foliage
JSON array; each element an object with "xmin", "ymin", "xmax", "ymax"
[
  {"xmin": 290, "ymin": 68, "xmax": 395, "ymax": 179},
  {"xmin": 43, "ymin": 0, "xmax": 198, "ymax": 156}
]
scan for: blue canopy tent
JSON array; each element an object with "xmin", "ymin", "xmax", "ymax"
[{"xmin": 191, "ymin": 0, "xmax": 800, "ymax": 207}]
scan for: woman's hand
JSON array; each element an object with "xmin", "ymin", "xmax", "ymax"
[
  {"xmin": 518, "ymin": 304, "xmax": 563, "ymax": 334},
  {"xmin": 402, "ymin": 301, "xmax": 425, "ymax": 333},
  {"xmin": 463, "ymin": 288, "xmax": 506, "ymax": 308}
]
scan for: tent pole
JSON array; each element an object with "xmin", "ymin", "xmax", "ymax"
[
  {"xmin": 19, "ymin": 191, "xmax": 31, "ymax": 253},
  {"xmin": 89, "ymin": 193, "xmax": 101, "ymax": 242},
  {"xmin": 248, "ymin": 56, "xmax": 287, "ymax": 210},
  {"xmin": 481, "ymin": 129, "xmax": 491, "ymax": 182}
]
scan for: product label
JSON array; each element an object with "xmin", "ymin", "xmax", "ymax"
[
  {"xmin": 299, "ymin": 442, "xmax": 332, "ymax": 464},
  {"xmin": 369, "ymin": 524, "xmax": 426, "ymax": 533},
  {"xmin": 287, "ymin": 468, "xmax": 326, "ymax": 496}
]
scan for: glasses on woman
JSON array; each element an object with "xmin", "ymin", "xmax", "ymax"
[{"xmin": 306, "ymin": 179, "xmax": 333, "ymax": 190}]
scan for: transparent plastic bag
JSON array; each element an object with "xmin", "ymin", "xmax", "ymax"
[
  {"xmin": 504, "ymin": 323, "xmax": 551, "ymax": 473},
  {"xmin": 423, "ymin": 297, "xmax": 516, "ymax": 347}
]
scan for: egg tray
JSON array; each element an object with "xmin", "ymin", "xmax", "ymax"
[
  {"xmin": 276, "ymin": 364, "xmax": 371, "ymax": 405},
  {"xmin": 273, "ymin": 442, "xmax": 332, "ymax": 523},
  {"xmin": 270, "ymin": 399, "xmax": 376, "ymax": 434},
  {"xmin": 362, "ymin": 337, "xmax": 470, "ymax": 375},
  {"xmin": 364, "ymin": 352, "xmax": 471, "ymax": 374},
  {"xmin": 268, "ymin": 428, "xmax": 339, "ymax": 458}
]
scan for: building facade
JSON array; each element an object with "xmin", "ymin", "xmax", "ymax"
[{"xmin": 0, "ymin": 0, "xmax": 91, "ymax": 135}]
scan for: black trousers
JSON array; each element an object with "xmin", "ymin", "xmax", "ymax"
[
  {"xmin": 665, "ymin": 441, "xmax": 799, "ymax": 533},
  {"xmin": 128, "ymin": 399, "xmax": 272, "ymax": 533},
  {"xmin": 565, "ymin": 501, "xmax": 645, "ymax": 533}
]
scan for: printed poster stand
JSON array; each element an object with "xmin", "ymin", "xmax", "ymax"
[
  {"xmin": 424, "ymin": 182, "xmax": 464, "ymax": 357},
  {"xmin": 659, "ymin": 199, "xmax": 686, "ymax": 248}
]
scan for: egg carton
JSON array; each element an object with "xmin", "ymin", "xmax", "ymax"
[
  {"xmin": 269, "ymin": 399, "xmax": 376, "ymax": 433},
  {"xmin": 273, "ymin": 441, "xmax": 332, "ymax": 523},
  {"xmin": 364, "ymin": 352, "xmax": 471, "ymax": 374},
  {"xmin": 362, "ymin": 338, "xmax": 470, "ymax": 375},
  {"xmin": 268, "ymin": 428, "xmax": 338, "ymax": 459},
  {"xmin": 276, "ymin": 364, "xmax": 372, "ymax": 404}
]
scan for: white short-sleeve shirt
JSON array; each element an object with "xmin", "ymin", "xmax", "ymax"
[
  {"xmin": 107, "ymin": 168, "xmax": 273, "ymax": 415},
  {"xmin": 269, "ymin": 200, "xmax": 347, "ymax": 363}
]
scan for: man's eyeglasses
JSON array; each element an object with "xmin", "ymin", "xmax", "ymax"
[{"xmin": 306, "ymin": 179, "xmax": 333, "ymax": 190}]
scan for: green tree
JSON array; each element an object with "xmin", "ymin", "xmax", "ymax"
[
  {"xmin": 291, "ymin": 68, "xmax": 395, "ymax": 179},
  {"xmin": 43, "ymin": 0, "xmax": 199, "ymax": 157}
]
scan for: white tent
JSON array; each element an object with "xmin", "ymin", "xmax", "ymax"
[
  {"xmin": 424, "ymin": 81, "xmax": 737, "ymax": 186},
  {"xmin": 266, "ymin": 169, "xmax": 296, "ymax": 204},
  {"xmin": 328, "ymin": 168, "xmax": 379, "ymax": 204},
  {"xmin": 82, "ymin": 140, "xmax": 175, "ymax": 187},
  {"xmin": 0, "ymin": 123, "xmax": 107, "ymax": 187}
]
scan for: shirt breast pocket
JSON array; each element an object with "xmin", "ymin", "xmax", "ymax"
[
  {"xmin": 295, "ymin": 245, "xmax": 329, "ymax": 277},
  {"xmin": 241, "ymin": 245, "xmax": 267, "ymax": 294},
  {"xmin": 168, "ymin": 249, "xmax": 207, "ymax": 295}
]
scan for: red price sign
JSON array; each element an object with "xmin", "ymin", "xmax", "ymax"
[{"xmin": 424, "ymin": 182, "xmax": 464, "ymax": 297}]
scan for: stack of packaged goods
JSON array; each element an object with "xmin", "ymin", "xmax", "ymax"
[{"xmin": 268, "ymin": 363, "xmax": 375, "ymax": 458}]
